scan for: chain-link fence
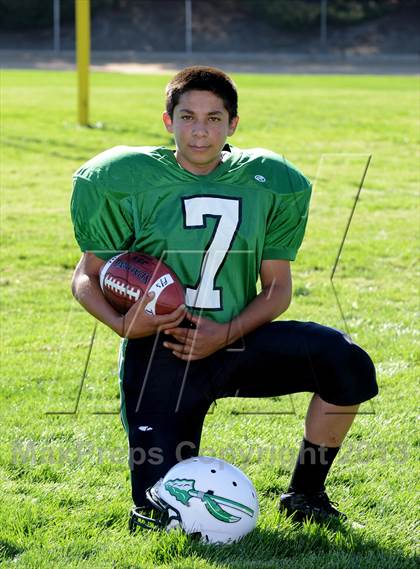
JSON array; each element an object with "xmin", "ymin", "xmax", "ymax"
[{"xmin": 0, "ymin": 0, "xmax": 418, "ymax": 54}]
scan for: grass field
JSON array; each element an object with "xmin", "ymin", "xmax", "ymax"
[{"xmin": 1, "ymin": 70, "xmax": 418, "ymax": 568}]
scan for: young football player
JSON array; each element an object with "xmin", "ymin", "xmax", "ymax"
[{"xmin": 70, "ymin": 66, "xmax": 378, "ymax": 528}]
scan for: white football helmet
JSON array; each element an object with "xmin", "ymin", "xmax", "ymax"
[{"xmin": 130, "ymin": 456, "xmax": 259, "ymax": 544}]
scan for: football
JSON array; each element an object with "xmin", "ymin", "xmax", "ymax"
[{"xmin": 99, "ymin": 252, "xmax": 185, "ymax": 315}]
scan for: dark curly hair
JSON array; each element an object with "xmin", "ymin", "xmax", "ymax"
[{"xmin": 165, "ymin": 66, "xmax": 238, "ymax": 120}]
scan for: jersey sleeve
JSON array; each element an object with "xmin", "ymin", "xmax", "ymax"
[
  {"xmin": 71, "ymin": 175, "xmax": 134, "ymax": 260},
  {"xmin": 262, "ymin": 179, "xmax": 312, "ymax": 262}
]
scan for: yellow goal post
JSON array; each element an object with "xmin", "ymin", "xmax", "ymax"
[{"xmin": 76, "ymin": 0, "xmax": 90, "ymax": 126}]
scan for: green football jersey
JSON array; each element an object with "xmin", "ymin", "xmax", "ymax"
[{"xmin": 71, "ymin": 145, "xmax": 311, "ymax": 323}]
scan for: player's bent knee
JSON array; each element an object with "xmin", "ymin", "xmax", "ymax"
[{"xmin": 316, "ymin": 329, "xmax": 378, "ymax": 406}]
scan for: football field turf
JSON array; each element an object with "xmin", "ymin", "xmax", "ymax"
[{"xmin": 1, "ymin": 70, "xmax": 418, "ymax": 568}]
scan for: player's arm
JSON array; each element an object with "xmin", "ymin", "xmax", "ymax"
[
  {"xmin": 71, "ymin": 252, "xmax": 186, "ymax": 338},
  {"xmin": 224, "ymin": 258, "xmax": 292, "ymax": 344},
  {"xmin": 163, "ymin": 259, "xmax": 292, "ymax": 360}
]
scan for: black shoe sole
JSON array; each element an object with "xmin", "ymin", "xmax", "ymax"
[{"xmin": 279, "ymin": 505, "xmax": 345, "ymax": 525}]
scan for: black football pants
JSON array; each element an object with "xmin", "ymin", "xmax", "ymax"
[{"xmin": 119, "ymin": 320, "xmax": 378, "ymax": 508}]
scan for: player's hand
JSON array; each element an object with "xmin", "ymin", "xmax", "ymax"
[
  {"xmin": 119, "ymin": 293, "xmax": 187, "ymax": 339},
  {"xmin": 162, "ymin": 312, "xmax": 229, "ymax": 361}
]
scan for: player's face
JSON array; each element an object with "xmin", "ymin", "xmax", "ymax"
[{"xmin": 163, "ymin": 90, "xmax": 239, "ymax": 175}]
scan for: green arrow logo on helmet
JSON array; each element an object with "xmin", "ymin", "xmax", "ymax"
[{"xmin": 164, "ymin": 478, "xmax": 255, "ymax": 524}]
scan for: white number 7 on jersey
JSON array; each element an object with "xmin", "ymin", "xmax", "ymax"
[{"xmin": 182, "ymin": 196, "xmax": 241, "ymax": 310}]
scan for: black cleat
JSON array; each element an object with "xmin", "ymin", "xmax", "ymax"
[{"xmin": 279, "ymin": 490, "xmax": 347, "ymax": 524}]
